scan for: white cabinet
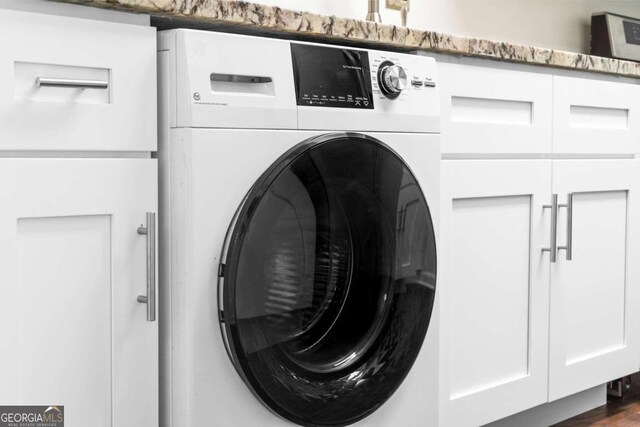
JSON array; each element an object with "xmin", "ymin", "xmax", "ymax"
[
  {"xmin": 553, "ymin": 77, "xmax": 640, "ymax": 154},
  {"xmin": 441, "ymin": 158, "xmax": 640, "ymax": 426},
  {"xmin": 438, "ymin": 62, "xmax": 553, "ymax": 154},
  {"xmin": 438, "ymin": 60, "xmax": 640, "ymax": 424},
  {"xmin": 440, "ymin": 160, "xmax": 551, "ymax": 427},
  {"xmin": 548, "ymin": 160, "xmax": 640, "ymax": 400},
  {"xmin": 0, "ymin": 159, "xmax": 158, "ymax": 427}
]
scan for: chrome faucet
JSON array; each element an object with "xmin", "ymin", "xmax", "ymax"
[
  {"xmin": 400, "ymin": 0, "xmax": 409, "ymax": 27},
  {"xmin": 366, "ymin": 0, "xmax": 382, "ymax": 23}
]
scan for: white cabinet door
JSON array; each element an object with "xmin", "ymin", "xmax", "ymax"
[
  {"xmin": 549, "ymin": 160, "xmax": 640, "ymax": 401},
  {"xmin": 440, "ymin": 160, "xmax": 551, "ymax": 427},
  {"xmin": 553, "ymin": 77, "xmax": 640, "ymax": 154},
  {"xmin": 0, "ymin": 159, "xmax": 158, "ymax": 427}
]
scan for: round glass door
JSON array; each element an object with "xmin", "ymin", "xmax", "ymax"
[{"xmin": 219, "ymin": 133, "xmax": 437, "ymax": 426}]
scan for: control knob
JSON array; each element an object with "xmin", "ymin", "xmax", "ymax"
[{"xmin": 378, "ymin": 61, "xmax": 407, "ymax": 98}]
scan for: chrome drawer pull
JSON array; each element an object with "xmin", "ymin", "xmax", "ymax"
[
  {"xmin": 137, "ymin": 212, "xmax": 156, "ymax": 322},
  {"xmin": 558, "ymin": 193, "xmax": 573, "ymax": 261},
  {"xmin": 35, "ymin": 77, "xmax": 109, "ymax": 90},
  {"xmin": 542, "ymin": 194, "xmax": 558, "ymax": 263}
]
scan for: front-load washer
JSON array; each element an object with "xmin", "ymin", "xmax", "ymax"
[{"xmin": 158, "ymin": 29, "xmax": 440, "ymax": 427}]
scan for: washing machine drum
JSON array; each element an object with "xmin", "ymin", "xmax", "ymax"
[{"xmin": 219, "ymin": 132, "xmax": 437, "ymax": 426}]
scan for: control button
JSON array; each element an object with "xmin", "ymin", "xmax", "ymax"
[
  {"xmin": 424, "ymin": 79, "xmax": 436, "ymax": 88},
  {"xmin": 411, "ymin": 79, "xmax": 424, "ymax": 87},
  {"xmin": 377, "ymin": 60, "xmax": 407, "ymax": 99}
]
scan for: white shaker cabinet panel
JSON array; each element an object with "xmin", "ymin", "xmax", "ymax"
[
  {"xmin": 440, "ymin": 160, "xmax": 551, "ymax": 427},
  {"xmin": 0, "ymin": 9, "xmax": 156, "ymax": 151},
  {"xmin": 0, "ymin": 159, "xmax": 158, "ymax": 427},
  {"xmin": 438, "ymin": 62, "xmax": 552, "ymax": 154},
  {"xmin": 548, "ymin": 160, "xmax": 640, "ymax": 401},
  {"xmin": 553, "ymin": 77, "xmax": 640, "ymax": 154}
]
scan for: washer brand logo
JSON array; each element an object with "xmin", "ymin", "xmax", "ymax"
[{"xmin": 0, "ymin": 406, "xmax": 64, "ymax": 427}]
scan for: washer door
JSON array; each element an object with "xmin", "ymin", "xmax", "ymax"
[{"xmin": 219, "ymin": 133, "xmax": 436, "ymax": 426}]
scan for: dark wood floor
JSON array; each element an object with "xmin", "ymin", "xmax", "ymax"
[
  {"xmin": 554, "ymin": 375, "xmax": 640, "ymax": 427},
  {"xmin": 553, "ymin": 396, "xmax": 640, "ymax": 426}
]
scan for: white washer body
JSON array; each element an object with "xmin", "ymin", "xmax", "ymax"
[{"xmin": 158, "ymin": 29, "xmax": 441, "ymax": 427}]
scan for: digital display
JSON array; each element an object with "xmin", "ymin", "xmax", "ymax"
[
  {"xmin": 291, "ymin": 44, "xmax": 374, "ymax": 109},
  {"xmin": 623, "ymin": 20, "xmax": 640, "ymax": 46}
]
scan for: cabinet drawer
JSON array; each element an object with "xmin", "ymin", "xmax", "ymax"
[
  {"xmin": 553, "ymin": 76, "xmax": 640, "ymax": 154},
  {"xmin": 0, "ymin": 9, "xmax": 156, "ymax": 151},
  {"xmin": 438, "ymin": 62, "xmax": 552, "ymax": 154}
]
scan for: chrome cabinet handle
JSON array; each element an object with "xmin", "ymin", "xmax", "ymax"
[
  {"xmin": 35, "ymin": 77, "xmax": 109, "ymax": 90},
  {"xmin": 137, "ymin": 212, "xmax": 156, "ymax": 322},
  {"xmin": 542, "ymin": 194, "xmax": 558, "ymax": 263},
  {"xmin": 558, "ymin": 193, "xmax": 573, "ymax": 261}
]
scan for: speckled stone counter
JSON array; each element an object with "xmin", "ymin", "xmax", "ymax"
[{"xmin": 56, "ymin": 0, "xmax": 640, "ymax": 78}]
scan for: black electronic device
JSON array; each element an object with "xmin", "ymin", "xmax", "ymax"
[{"xmin": 591, "ymin": 12, "xmax": 640, "ymax": 62}]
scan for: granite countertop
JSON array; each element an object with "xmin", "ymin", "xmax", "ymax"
[{"xmin": 58, "ymin": 0, "xmax": 640, "ymax": 79}]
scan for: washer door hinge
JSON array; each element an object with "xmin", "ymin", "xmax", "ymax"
[{"xmin": 218, "ymin": 263, "xmax": 225, "ymax": 277}]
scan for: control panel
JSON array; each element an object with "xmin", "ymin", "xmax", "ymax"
[
  {"xmin": 369, "ymin": 51, "xmax": 437, "ymax": 104},
  {"xmin": 291, "ymin": 43, "xmax": 436, "ymax": 110},
  {"xmin": 291, "ymin": 44, "xmax": 374, "ymax": 109},
  {"xmin": 164, "ymin": 29, "xmax": 440, "ymax": 132}
]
